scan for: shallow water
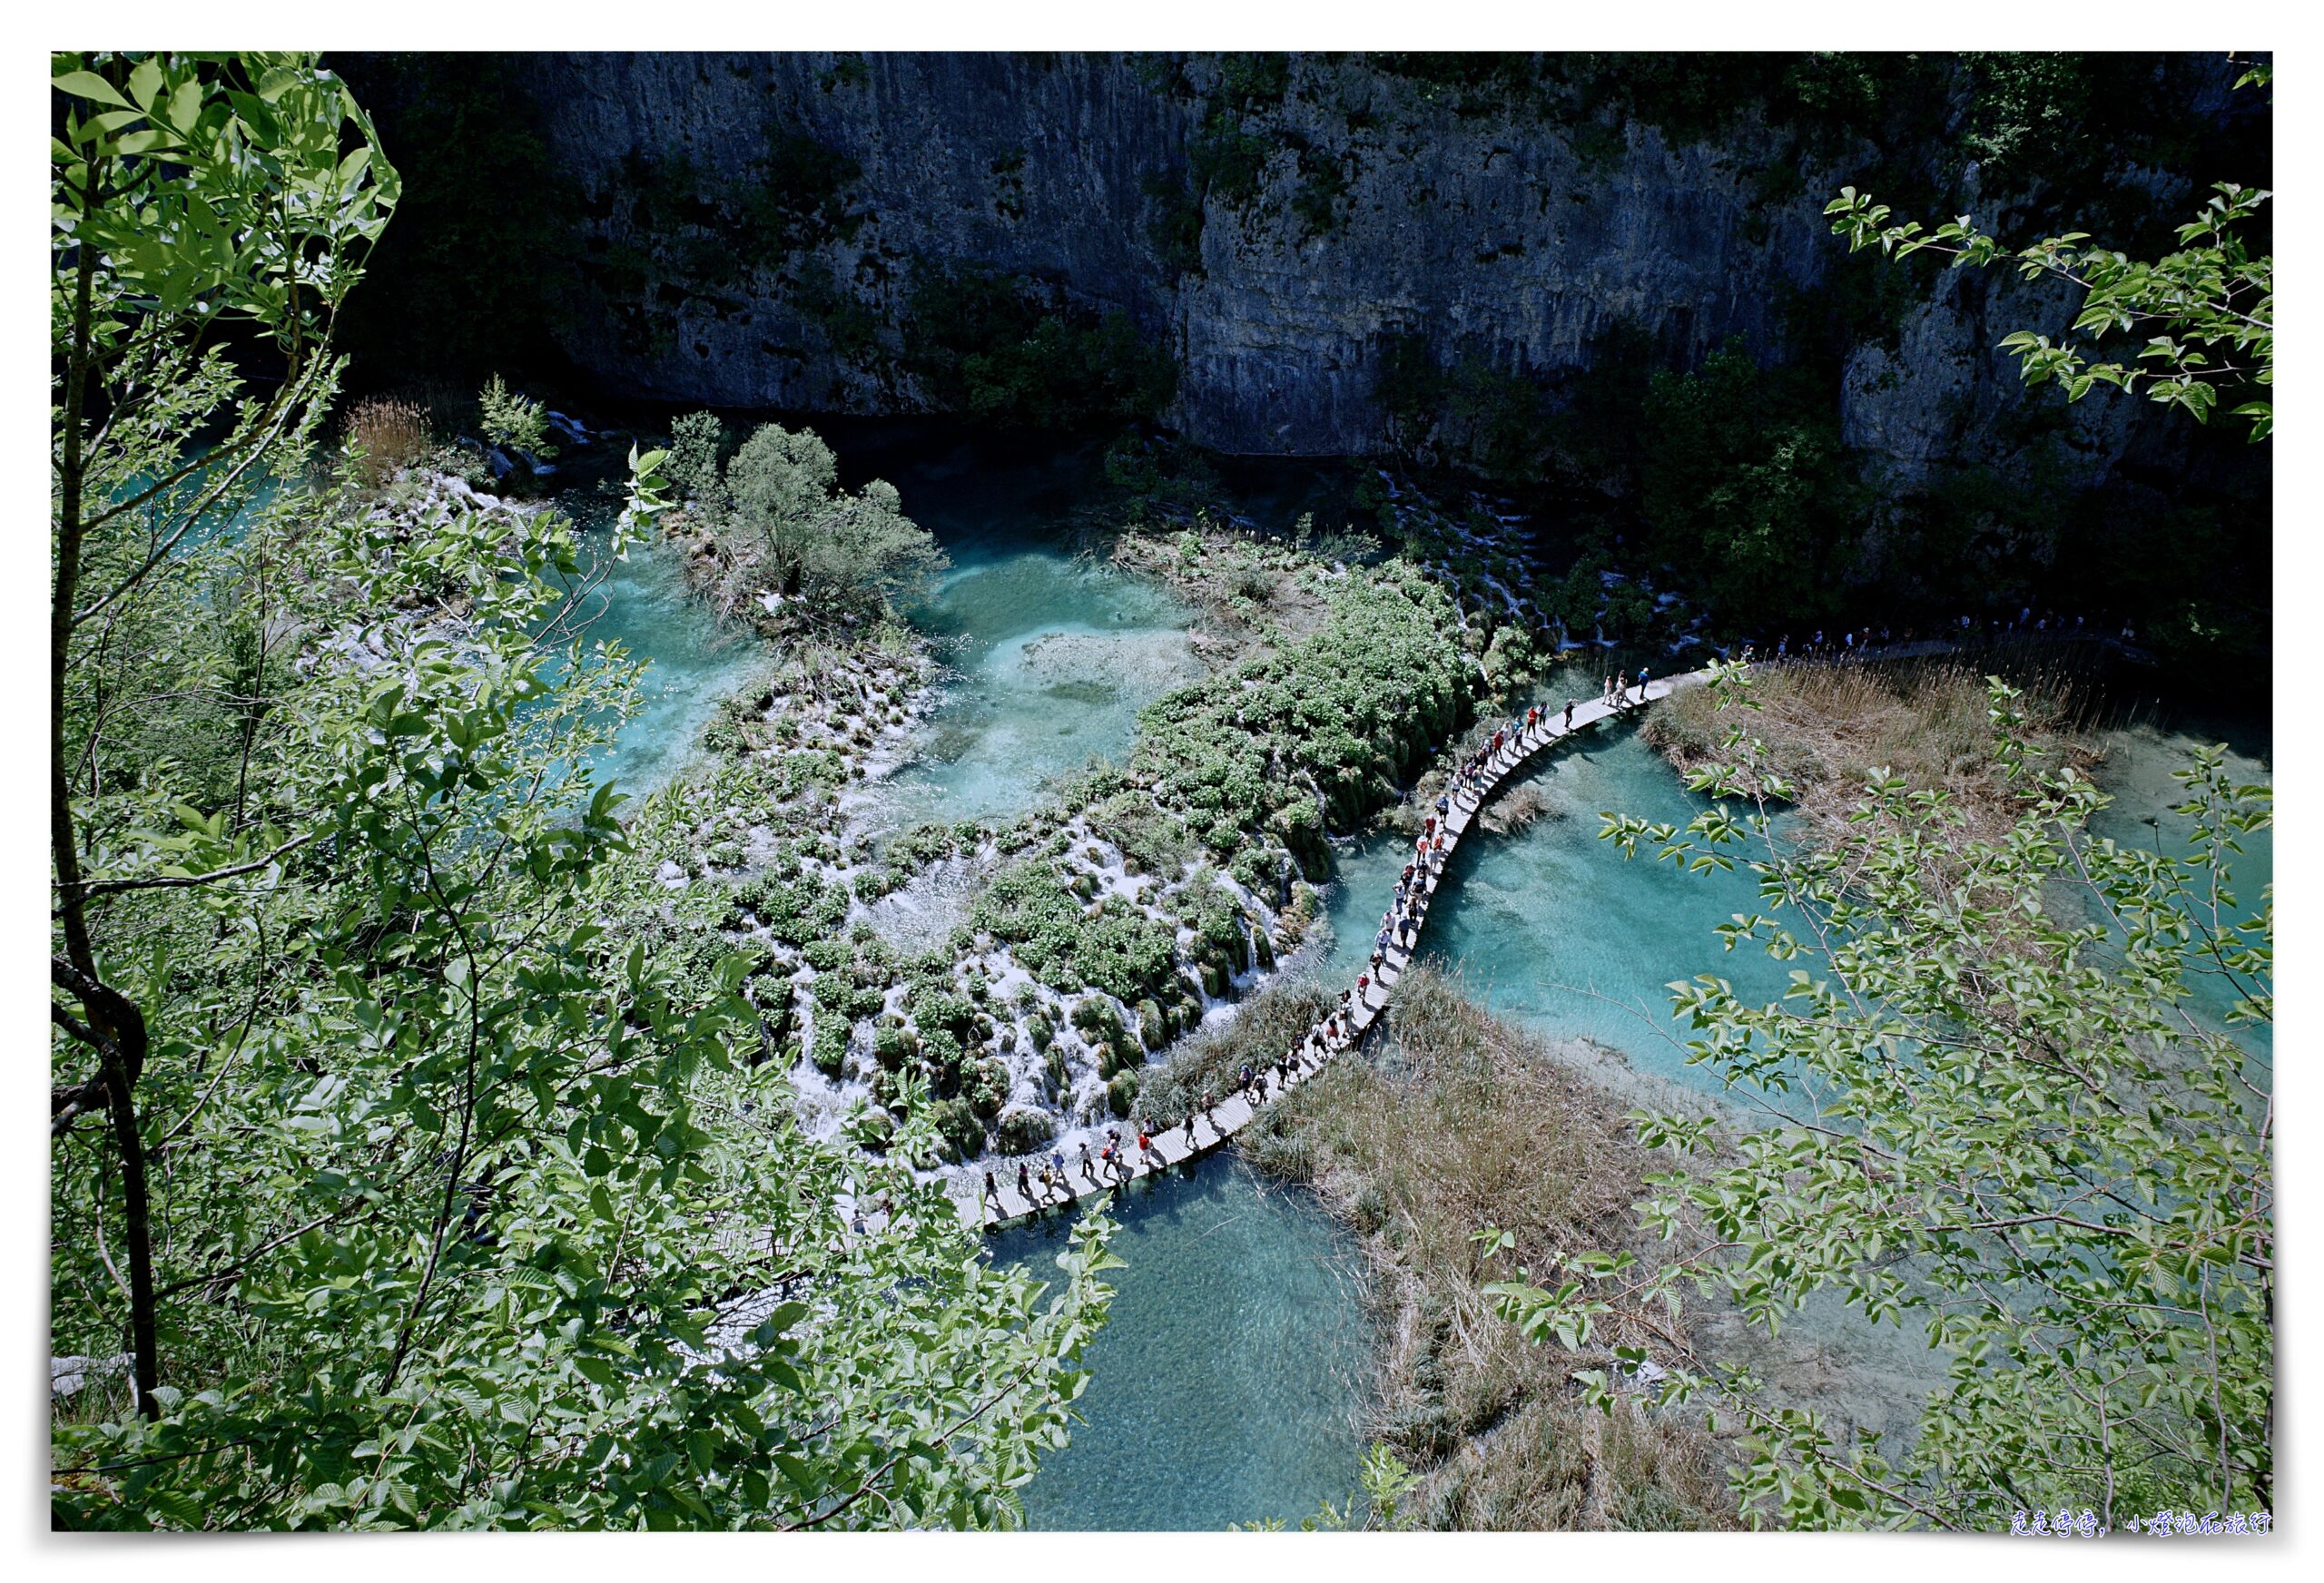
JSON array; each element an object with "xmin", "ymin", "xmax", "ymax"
[
  {"xmin": 2084, "ymin": 723, "xmax": 2275, "ymax": 1056},
  {"xmin": 1315, "ymin": 708, "xmax": 2275, "ymax": 1096},
  {"xmin": 560, "ymin": 527, "xmax": 764, "ymax": 795},
  {"xmin": 878, "ymin": 546, "xmax": 1200, "ymax": 831},
  {"xmin": 990, "ymin": 1158, "xmax": 1373, "ymax": 1531},
  {"xmin": 556, "ymin": 434, "xmax": 1372, "ymax": 1531}
]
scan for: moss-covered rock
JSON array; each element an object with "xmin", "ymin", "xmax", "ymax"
[
  {"xmin": 996, "ymin": 1106, "xmax": 1056, "ymax": 1157},
  {"xmin": 965, "ymin": 1056, "xmax": 1011, "ymax": 1121}
]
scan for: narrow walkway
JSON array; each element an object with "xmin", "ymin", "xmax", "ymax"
[{"xmin": 966, "ymin": 665, "xmax": 1706, "ymax": 1231}]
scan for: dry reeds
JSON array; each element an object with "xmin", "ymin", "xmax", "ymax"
[
  {"xmin": 1645, "ymin": 654, "xmax": 2105, "ymax": 848},
  {"xmin": 1242, "ymin": 968, "xmax": 1738, "ymax": 1529},
  {"xmin": 342, "ymin": 396, "xmax": 431, "ymax": 488},
  {"xmin": 1480, "ymin": 782, "xmax": 1548, "ymax": 836}
]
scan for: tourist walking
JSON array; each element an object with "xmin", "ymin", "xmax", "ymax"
[{"xmin": 1563, "ymin": 700, "xmax": 1575, "ymax": 731}]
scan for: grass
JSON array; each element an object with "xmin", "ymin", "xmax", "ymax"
[{"xmin": 1221, "ymin": 968, "xmax": 1738, "ymax": 1530}]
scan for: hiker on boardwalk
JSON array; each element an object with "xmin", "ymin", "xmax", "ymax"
[
  {"xmin": 1183, "ymin": 1108, "xmax": 1201, "ymax": 1145},
  {"xmin": 1564, "ymin": 699, "xmax": 1575, "ymax": 731},
  {"xmin": 1078, "ymin": 1142, "xmax": 1096, "ymax": 1183},
  {"xmin": 1017, "ymin": 1163, "xmax": 1032, "ymax": 1203},
  {"xmin": 1434, "ymin": 792, "xmax": 1450, "ymax": 820},
  {"xmin": 1637, "ymin": 665, "xmax": 1650, "ymax": 703},
  {"xmin": 983, "ymin": 1171, "xmax": 998, "ymax": 1206}
]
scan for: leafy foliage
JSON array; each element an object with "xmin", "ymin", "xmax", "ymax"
[
  {"xmin": 1490, "ymin": 663, "xmax": 2272, "ymax": 1530},
  {"xmin": 1128, "ymin": 563, "xmax": 1472, "ymax": 853},
  {"xmin": 1827, "ymin": 178, "xmax": 2272, "ymax": 439},
  {"xmin": 478, "ymin": 372, "xmax": 556, "ymax": 459},
  {"xmin": 903, "ymin": 262, "xmax": 1176, "ymax": 430},
  {"xmin": 669, "ymin": 415, "xmax": 947, "ymax": 616},
  {"xmin": 1636, "ymin": 343, "xmax": 1864, "ymax": 624},
  {"xmin": 51, "ymin": 52, "xmax": 1116, "ymax": 1531}
]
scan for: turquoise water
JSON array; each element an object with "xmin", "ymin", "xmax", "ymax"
[
  {"xmin": 556, "ymin": 435, "xmax": 1374, "ymax": 1533},
  {"xmin": 1313, "ymin": 706, "xmax": 2275, "ymax": 1098},
  {"xmin": 991, "ymin": 1158, "xmax": 1373, "ymax": 1531},
  {"xmin": 557, "ymin": 526, "xmax": 763, "ymax": 796},
  {"xmin": 2084, "ymin": 724, "xmax": 2275, "ymax": 1057},
  {"xmin": 1315, "ymin": 716, "xmax": 1792, "ymax": 1098},
  {"xmin": 879, "ymin": 546, "xmax": 1200, "ymax": 830}
]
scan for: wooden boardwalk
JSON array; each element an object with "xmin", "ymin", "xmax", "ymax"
[{"xmin": 964, "ymin": 665, "xmax": 1707, "ymax": 1232}]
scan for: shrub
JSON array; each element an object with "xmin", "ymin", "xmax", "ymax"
[
  {"xmin": 872, "ymin": 1025, "xmax": 917, "ymax": 1072},
  {"xmin": 965, "ymin": 1057, "xmax": 1011, "ymax": 1121},
  {"xmin": 810, "ymin": 1019, "xmax": 848, "ymax": 1078},
  {"xmin": 996, "ymin": 1107, "xmax": 1056, "ymax": 1157},
  {"xmin": 1106, "ymin": 1071, "xmax": 1139, "ymax": 1119},
  {"xmin": 929, "ymin": 1097, "xmax": 985, "ymax": 1162},
  {"xmin": 478, "ymin": 373, "xmax": 555, "ymax": 460},
  {"xmin": 666, "ymin": 409, "xmax": 728, "ymax": 506}
]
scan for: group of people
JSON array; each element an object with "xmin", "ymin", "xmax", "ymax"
[
  {"xmin": 1599, "ymin": 667, "xmax": 1655, "ymax": 707},
  {"xmin": 1745, "ymin": 606, "xmax": 2128, "ymax": 665},
  {"xmin": 980, "ymin": 688, "xmax": 1652, "ymax": 1225},
  {"xmin": 984, "ymin": 1123, "xmax": 1181, "ymax": 1213}
]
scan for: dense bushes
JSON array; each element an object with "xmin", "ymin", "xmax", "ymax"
[
  {"xmin": 730, "ymin": 863, "xmax": 851, "ymax": 944},
  {"xmin": 1127, "ymin": 564, "xmax": 1472, "ymax": 861},
  {"xmin": 970, "ymin": 863, "xmax": 1179, "ymax": 1003},
  {"xmin": 662, "ymin": 413, "xmax": 947, "ymax": 619},
  {"xmin": 1636, "ymin": 340, "xmax": 1865, "ymax": 624}
]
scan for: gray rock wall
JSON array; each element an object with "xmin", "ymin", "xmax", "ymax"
[{"xmin": 513, "ymin": 51, "xmax": 2192, "ymax": 480}]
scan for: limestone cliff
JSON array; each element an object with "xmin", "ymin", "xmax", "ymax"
[{"xmin": 508, "ymin": 51, "xmax": 2249, "ymax": 487}]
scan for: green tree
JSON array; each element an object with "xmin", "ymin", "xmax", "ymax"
[
  {"xmin": 723, "ymin": 421, "xmax": 947, "ymax": 612},
  {"xmin": 478, "ymin": 372, "xmax": 556, "ymax": 460},
  {"xmin": 52, "ymin": 52, "xmax": 1114, "ymax": 1530},
  {"xmin": 1488, "ymin": 664, "xmax": 2272, "ymax": 1530},
  {"xmin": 1638, "ymin": 344, "xmax": 1862, "ymax": 623},
  {"xmin": 665, "ymin": 408, "xmax": 729, "ymax": 507}
]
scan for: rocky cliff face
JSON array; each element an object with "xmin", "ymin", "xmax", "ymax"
[{"xmin": 511, "ymin": 51, "xmax": 2222, "ymax": 485}]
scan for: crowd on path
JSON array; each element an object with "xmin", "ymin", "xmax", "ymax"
[
  {"xmin": 970, "ymin": 674, "xmax": 1683, "ymax": 1231},
  {"xmin": 1730, "ymin": 605, "xmax": 2133, "ymax": 666},
  {"xmin": 968, "ymin": 607, "xmax": 2129, "ymax": 1229}
]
